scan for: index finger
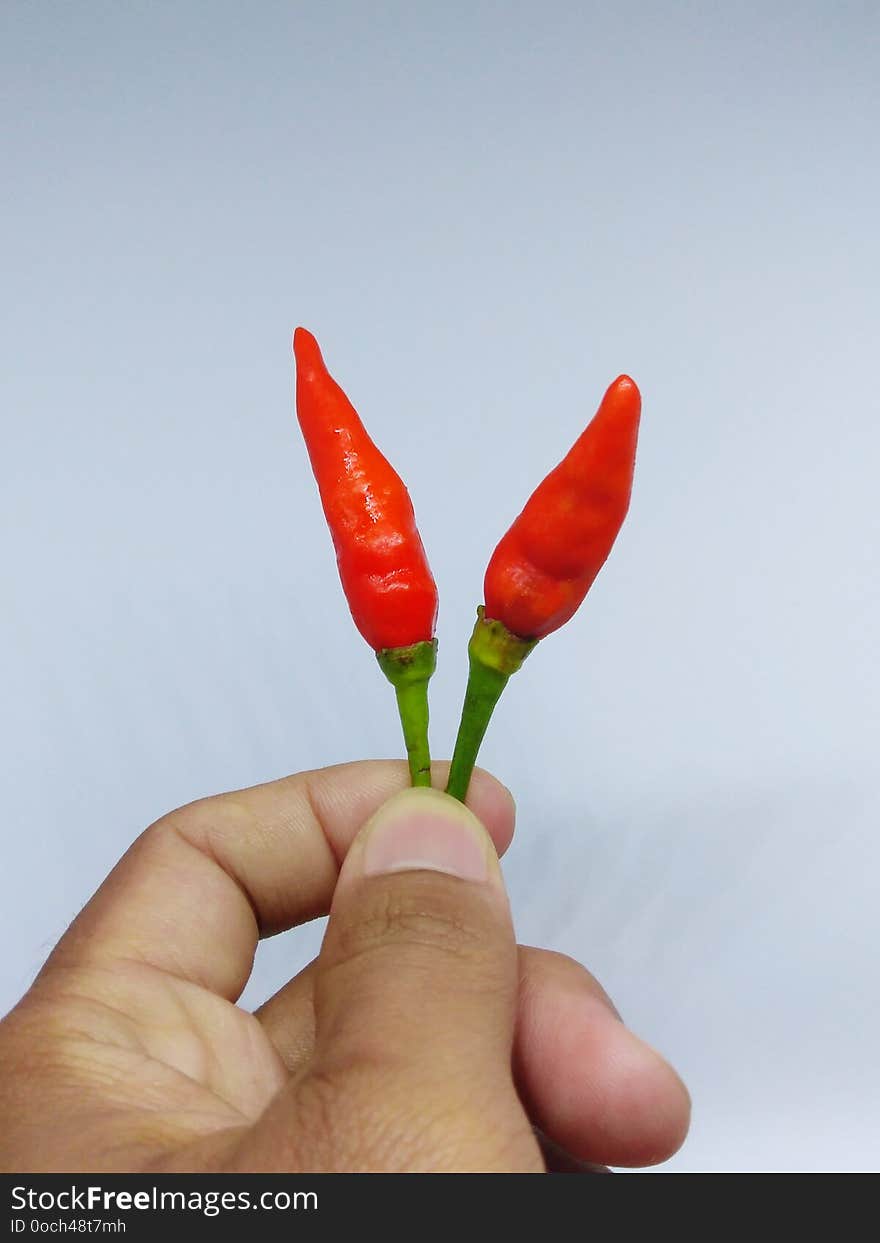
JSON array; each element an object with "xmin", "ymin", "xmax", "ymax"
[{"xmin": 39, "ymin": 761, "xmax": 516, "ymax": 1001}]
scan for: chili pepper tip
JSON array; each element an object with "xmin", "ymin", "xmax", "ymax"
[{"xmin": 293, "ymin": 326, "xmax": 322, "ymax": 374}]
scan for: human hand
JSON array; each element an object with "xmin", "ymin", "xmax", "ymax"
[{"xmin": 0, "ymin": 762, "xmax": 689, "ymax": 1172}]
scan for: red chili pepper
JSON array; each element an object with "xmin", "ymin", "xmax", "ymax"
[
  {"xmin": 446, "ymin": 374, "xmax": 641, "ymax": 800},
  {"xmin": 293, "ymin": 327, "xmax": 438, "ymax": 785},
  {"xmin": 293, "ymin": 327, "xmax": 438, "ymax": 652},
  {"xmin": 484, "ymin": 375, "xmax": 641, "ymax": 639}
]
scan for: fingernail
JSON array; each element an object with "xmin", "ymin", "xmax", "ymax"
[{"xmin": 361, "ymin": 788, "xmax": 494, "ymax": 883}]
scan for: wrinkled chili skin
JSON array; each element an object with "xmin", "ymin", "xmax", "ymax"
[
  {"xmin": 483, "ymin": 375, "xmax": 641, "ymax": 640},
  {"xmin": 293, "ymin": 327, "xmax": 438, "ymax": 651}
]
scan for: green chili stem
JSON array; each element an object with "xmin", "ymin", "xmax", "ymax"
[
  {"xmin": 445, "ymin": 658, "xmax": 511, "ymax": 801},
  {"xmin": 377, "ymin": 639, "xmax": 437, "ymax": 788},
  {"xmin": 446, "ymin": 608, "xmax": 538, "ymax": 802},
  {"xmin": 392, "ymin": 679, "xmax": 432, "ymax": 786}
]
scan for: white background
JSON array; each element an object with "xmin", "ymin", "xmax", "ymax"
[{"xmin": 2, "ymin": 2, "xmax": 878, "ymax": 1171}]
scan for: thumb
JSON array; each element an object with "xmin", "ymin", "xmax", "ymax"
[
  {"xmin": 314, "ymin": 787, "xmax": 517, "ymax": 1074},
  {"xmin": 259, "ymin": 787, "xmax": 541, "ymax": 1171}
]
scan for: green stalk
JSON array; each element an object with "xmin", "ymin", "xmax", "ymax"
[
  {"xmin": 446, "ymin": 608, "xmax": 537, "ymax": 802},
  {"xmin": 377, "ymin": 639, "xmax": 438, "ymax": 787}
]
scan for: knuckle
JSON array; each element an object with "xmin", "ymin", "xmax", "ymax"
[
  {"xmin": 148, "ymin": 796, "xmax": 242, "ymax": 854},
  {"xmin": 328, "ymin": 874, "xmax": 494, "ymax": 970}
]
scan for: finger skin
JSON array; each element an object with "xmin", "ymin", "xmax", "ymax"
[
  {"xmin": 40, "ymin": 761, "xmax": 515, "ymax": 1001},
  {"xmin": 254, "ymin": 963, "xmax": 318, "ymax": 1070},
  {"xmin": 257, "ymin": 944, "xmax": 691, "ymax": 1169},
  {"xmin": 514, "ymin": 948, "xmax": 691, "ymax": 1167},
  {"xmin": 236, "ymin": 789, "xmax": 542, "ymax": 1172},
  {"xmin": 255, "ymin": 945, "xmax": 615, "ymax": 1075},
  {"xmin": 535, "ymin": 1129, "xmax": 611, "ymax": 1174}
]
